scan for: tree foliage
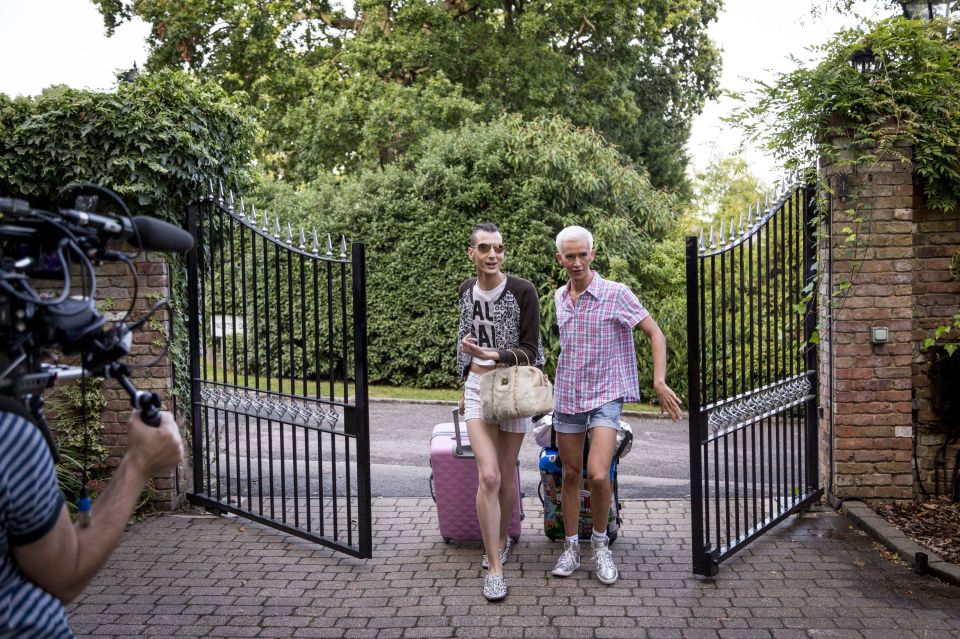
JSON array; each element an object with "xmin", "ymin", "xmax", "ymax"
[
  {"xmin": 0, "ymin": 69, "xmax": 258, "ymax": 425},
  {"xmin": 732, "ymin": 15, "xmax": 960, "ymax": 213},
  {"xmin": 0, "ymin": 69, "xmax": 257, "ymax": 218},
  {"xmin": 691, "ymin": 156, "xmax": 767, "ymax": 230},
  {"xmin": 94, "ymin": 0, "xmax": 722, "ymax": 194},
  {"xmin": 253, "ymin": 115, "xmax": 687, "ymax": 400}
]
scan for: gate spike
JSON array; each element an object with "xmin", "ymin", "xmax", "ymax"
[
  {"xmin": 719, "ymin": 223, "xmax": 726, "ymax": 246},
  {"xmin": 273, "ymin": 218, "xmax": 281, "ymax": 239},
  {"xmin": 298, "ymin": 228, "xmax": 306, "ymax": 249},
  {"xmin": 207, "ymin": 178, "xmax": 215, "ymax": 201},
  {"xmin": 311, "ymin": 230, "xmax": 320, "ymax": 254},
  {"xmin": 261, "ymin": 211, "xmax": 269, "ymax": 231},
  {"xmin": 325, "ymin": 233, "xmax": 333, "ymax": 256},
  {"xmin": 286, "ymin": 222, "xmax": 293, "ymax": 244},
  {"xmin": 238, "ymin": 195, "xmax": 245, "ymax": 218},
  {"xmin": 249, "ymin": 204, "xmax": 257, "ymax": 226},
  {"xmin": 340, "ymin": 235, "xmax": 347, "ymax": 258},
  {"xmin": 730, "ymin": 218, "xmax": 736, "ymax": 241},
  {"xmin": 217, "ymin": 180, "xmax": 225, "ymax": 205},
  {"xmin": 227, "ymin": 190, "xmax": 235, "ymax": 211},
  {"xmin": 708, "ymin": 226, "xmax": 716, "ymax": 250},
  {"xmin": 738, "ymin": 211, "xmax": 745, "ymax": 236}
]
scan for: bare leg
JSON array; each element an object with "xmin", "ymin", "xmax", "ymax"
[
  {"xmin": 556, "ymin": 431, "xmax": 587, "ymax": 538},
  {"xmin": 495, "ymin": 431, "xmax": 525, "ymax": 549},
  {"xmin": 467, "ymin": 418, "xmax": 505, "ymax": 575},
  {"xmin": 586, "ymin": 427, "xmax": 617, "ymax": 534}
]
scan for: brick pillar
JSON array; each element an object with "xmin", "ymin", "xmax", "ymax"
[
  {"xmin": 95, "ymin": 251, "xmax": 185, "ymax": 511},
  {"xmin": 911, "ymin": 184, "xmax": 960, "ymax": 496},
  {"xmin": 818, "ymin": 148, "xmax": 915, "ymax": 502}
]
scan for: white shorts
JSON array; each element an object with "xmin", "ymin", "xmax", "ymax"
[{"xmin": 463, "ymin": 372, "xmax": 533, "ymax": 434}]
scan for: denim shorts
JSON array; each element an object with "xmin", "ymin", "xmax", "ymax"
[
  {"xmin": 553, "ymin": 398, "xmax": 624, "ymax": 434},
  {"xmin": 462, "ymin": 372, "xmax": 533, "ymax": 434}
]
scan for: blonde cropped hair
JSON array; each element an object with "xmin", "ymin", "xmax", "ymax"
[{"xmin": 555, "ymin": 225, "xmax": 594, "ymax": 252}]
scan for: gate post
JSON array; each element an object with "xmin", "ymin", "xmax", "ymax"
[
  {"xmin": 186, "ymin": 202, "xmax": 204, "ymax": 497},
  {"xmin": 803, "ymin": 184, "xmax": 820, "ymax": 493},
  {"xmin": 686, "ymin": 235, "xmax": 714, "ymax": 576},
  {"xmin": 352, "ymin": 242, "xmax": 372, "ymax": 558}
]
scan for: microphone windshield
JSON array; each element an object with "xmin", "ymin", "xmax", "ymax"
[{"xmin": 130, "ymin": 216, "xmax": 194, "ymax": 253}]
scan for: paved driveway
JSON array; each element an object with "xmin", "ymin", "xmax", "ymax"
[{"xmin": 69, "ymin": 500, "xmax": 960, "ymax": 639}]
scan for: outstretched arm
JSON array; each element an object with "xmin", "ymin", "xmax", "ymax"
[
  {"xmin": 13, "ymin": 411, "xmax": 183, "ymax": 603},
  {"xmin": 636, "ymin": 315, "xmax": 682, "ymax": 421}
]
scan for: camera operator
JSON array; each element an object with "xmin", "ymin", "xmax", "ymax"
[
  {"xmin": 0, "ymin": 183, "xmax": 193, "ymax": 637},
  {"xmin": 1, "ymin": 407, "xmax": 183, "ymax": 637}
]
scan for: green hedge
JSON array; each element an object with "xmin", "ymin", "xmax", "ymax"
[
  {"xmin": 0, "ymin": 70, "xmax": 257, "ymax": 219},
  {"xmin": 0, "ymin": 70, "xmax": 258, "ymax": 412},
  {"xmin": 256, "ymin": 115, "xmax": 689, "ymax": 401}
]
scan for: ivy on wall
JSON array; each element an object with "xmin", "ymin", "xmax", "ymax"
[
  {"xmin": 734, "ymin": 16, "xmax": 960, "ymax": 213},
  {"xmin": 732, "ymin": 16, "xmax": 960, "ymax": 352},
  {"xmin": 0, "ymin": 69, "xmax": 258, "ymax": 406}
]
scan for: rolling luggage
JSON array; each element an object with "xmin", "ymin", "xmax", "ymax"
[
  {"xmin": 538, "ymin": 421, "xmax": 631, "ymax": 542},
  {"xmin": 429, "ymin": 407, "xmax": 524, "ymax": 543}
]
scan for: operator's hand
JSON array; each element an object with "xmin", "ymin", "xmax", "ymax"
[
  {"xmin": 654, "ymin": 381, "xmax": 683, "ymax": 422},
  {"xmin": 458, "ymin": 394, "xmax": 465, "ymax": 415},
  {"xmin": 125, "ymin": 410, "xmax": 184, "ymax": 479}
]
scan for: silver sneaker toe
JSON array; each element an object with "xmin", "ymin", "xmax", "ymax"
[
  {"xmin": 550, "ymin": 540, "xmax": 581, "ymax": 577},
  {"xmin": 591, "ymin": 537, "xmax": 618, "ymax": 585}
]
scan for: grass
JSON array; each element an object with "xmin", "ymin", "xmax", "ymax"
[{"xmin": 201, "ymin": 360, "xmax": 659, "ymax": 411}]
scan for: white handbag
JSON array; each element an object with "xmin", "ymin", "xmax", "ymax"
[{"xmin": 479, "ymin": 349, "xmax": 554, "ymax": 422}]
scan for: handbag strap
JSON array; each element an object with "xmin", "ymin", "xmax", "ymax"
[{"xmin": 507, "ymin": 348, "xmax": 531, "ymax": 367}]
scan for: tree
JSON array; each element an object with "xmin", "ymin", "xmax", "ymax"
[
  {"xmin": 732, "ymin": 16, "xmax": 960, "ymax": 212},
  {"xmin": 253, "ymin": 114, "xmax": 687, "ymax": 398},
  {"xmin": 691, "ymin": 155, "xmax": 767, "ymax": 232},
  {"xmin": 94, "ymin": 0, "xmax": 722, "ymax": 194}
]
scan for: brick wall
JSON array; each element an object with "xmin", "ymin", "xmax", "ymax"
[
  {"xmin": 911, "ymin": 182, "xmax": 960, "ymax": 497},
  {"xmin": 92, "ymin": 251, "xmax": 186, "ymax": 511},
  {"xmin": 819, "ymin": 145, "xmax": 960, "ymax": 503}
]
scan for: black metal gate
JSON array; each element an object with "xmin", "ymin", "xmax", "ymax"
[
  {"xmin": 685, "ymin": 176, "xmax": 822, "ymax": 576},
  {"xmin": 185, "ymin": 185, "xmax": 371, "ymax": 558}
]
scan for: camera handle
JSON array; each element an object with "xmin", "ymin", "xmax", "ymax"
[{"xmin": 106, "ymin": 362, "xmax": 161, "ymax": 427}]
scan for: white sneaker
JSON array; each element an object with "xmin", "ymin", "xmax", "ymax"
[
  {"xmin": 551, "ymin": 540, "xmax": 581, "ymax": 577},
  {"xmin": 591, "ymin": 537, "xmax": 618, "ymax": 585}
]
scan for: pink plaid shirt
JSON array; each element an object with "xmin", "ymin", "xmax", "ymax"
[{"xmin": 554, "ymin": 273, "xmax": 649, "ymax": 414}]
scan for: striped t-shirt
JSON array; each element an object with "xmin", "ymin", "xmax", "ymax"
[{"xmin": 1, "ymin": 411, "xmax": 72, "ymax": 638}]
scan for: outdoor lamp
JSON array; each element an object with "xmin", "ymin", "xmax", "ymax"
[
  {"xmin": 122, "ymin": 63, "xmax": 140, "ymax": 83},
  {"xmin": 899, "ymin": 1, "xmax": 952, "ymax": 19},
  {"xmin": 849, "ymin": 48, "xmax": 878, "ymax": 74}
]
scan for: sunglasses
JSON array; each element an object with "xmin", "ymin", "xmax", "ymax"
[{"xmin": 471, "ymin": 243, "xmax": 505, "ymax": 255}]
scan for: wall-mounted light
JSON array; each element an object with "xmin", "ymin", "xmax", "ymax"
[
  {"xmin": 899, "ymin": 1, "xmax": 952, "ymax": 19},
  {"xmin": 870, "ymin": 326, "xmax": 890, "ymax": 344}
]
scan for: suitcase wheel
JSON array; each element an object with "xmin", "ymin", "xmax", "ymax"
[{"xmin": 443, "ymin": 537, "xmax": 452, "ymax": 544}]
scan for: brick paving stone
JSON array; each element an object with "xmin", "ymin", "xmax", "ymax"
[{"xmin": 65, "ymin": 499, "xmax": 960, "ymax": 639}]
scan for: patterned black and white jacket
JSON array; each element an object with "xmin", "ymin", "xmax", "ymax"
[{"xmin": 456, "ymin": 274, "xmax": 544, "ymax": 380}]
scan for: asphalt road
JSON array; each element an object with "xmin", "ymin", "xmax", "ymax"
[{"xmin": 370, "ymin": 401, "xmax": 689, "ymax": 499}]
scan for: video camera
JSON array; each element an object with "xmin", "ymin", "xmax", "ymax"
[{"xmin": 0, "ymin": 182, "xmax": 194, "ymax": 461}]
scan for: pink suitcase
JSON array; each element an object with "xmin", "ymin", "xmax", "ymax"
[{"xmin": 429, "ymin": 408, "xmax": 524, "ymax": 543}]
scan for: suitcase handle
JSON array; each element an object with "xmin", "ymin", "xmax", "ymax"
[{"xmin": 451, "ymin": 407, "xmax": 473, "ymax": 457}]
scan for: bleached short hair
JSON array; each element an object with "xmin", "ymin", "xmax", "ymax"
[{"xmin": 555, "ymin": 225, "xmax": 593, "ymax": 252}]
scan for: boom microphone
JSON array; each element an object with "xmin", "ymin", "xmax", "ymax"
[
  {"xmin": 131, "ymin": 216, "xmax": 194, "ymax": 253},
  {"xmin": 58, "ymin": 209, "xmax": 193, "ymax": 254}
]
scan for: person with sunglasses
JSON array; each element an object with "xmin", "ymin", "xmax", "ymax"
[
  {"xmin": 456, "ymin": 222, "xmax": 544, "ymax": 601},
  {"xmin": 549, "ymin": 225, "xmax": 682, "ymax": 585}
]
